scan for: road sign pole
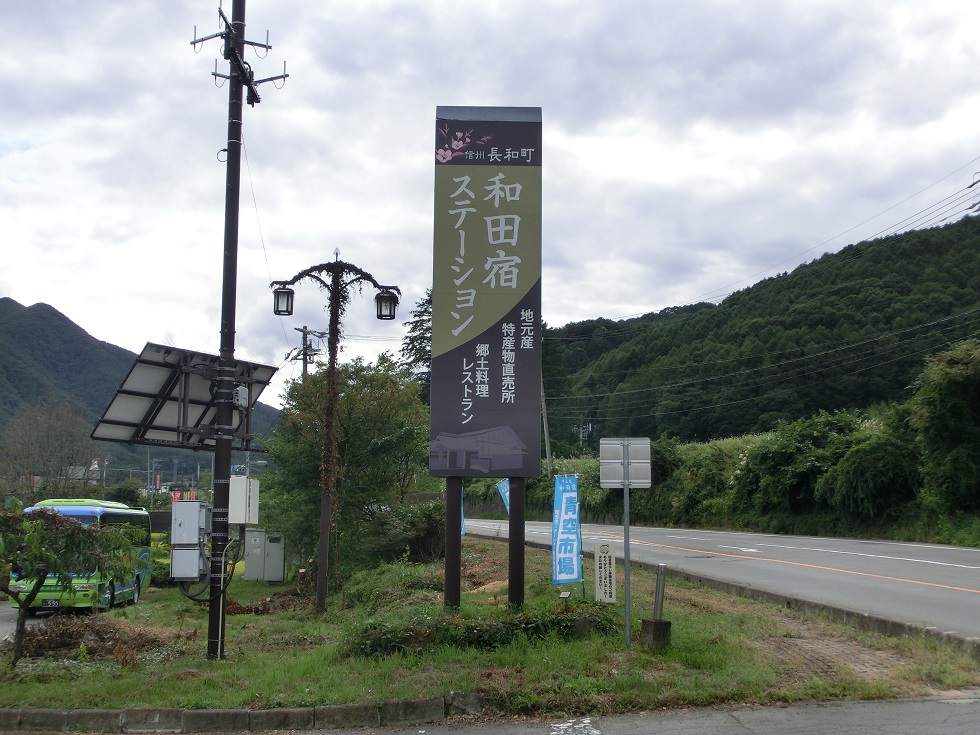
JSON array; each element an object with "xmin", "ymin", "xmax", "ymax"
[
  {"xmin": 600, "ymin": 437, "xmax": 651, "ymax": 651},
  {"xmin": 623, "ymin": 441, "xmax": 631, "ymax": 650}
]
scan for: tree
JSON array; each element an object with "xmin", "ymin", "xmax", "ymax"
[
  {"xmin": 0, "ymin": 399, "xmax": 97, "ymax": 504},
  {"xmin": 0, "ymin": 504, "xmax": 137, "ymax": 667},
  {"xmin": 105, "ymin": 479, "xmax": 142, "ymax": 506},
  {"xmin": 261, "ymin": 355, "xmax": 431, "ymax": 586},
  {"xmin": 908, "ymin": 340, "xmax": 980, "ymax": 511},
  {"xmin": 398, "ymin": 289, "xmax": 432, "ymax": 404}
]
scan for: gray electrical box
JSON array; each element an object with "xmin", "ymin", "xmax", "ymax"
[
  {"xmin": 243, "ymin": 528, "xmax": 285, "ymax": 583},
  {"xmin": 171, "ymin": 501, "xmax": 207, "ymax": 545},
  {"xmin": 170, "ymin": 500, "xmax": 210, "ymax": 581}
]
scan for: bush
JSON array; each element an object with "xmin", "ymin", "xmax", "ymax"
[
  {"xmin": 815, "ymin": 433, "xmax": 920, "ymax": 520},
  {"xmin": 732, "ymin": 410, "xmax": 862, "ymax": 517},
  {"xmin": 342, "ymin": 500, "xmax": 446, "ymax": 577},
  {"xmin": 342, "ymin": 600, "xmax": 616, "ymax": 657},
  {"xmin": 342, "ymin": 558, "xmax": 444, "ymax": 611},
  {"xmin": 150, "ymin": 557, "xmax": 175, "ymax": 587}
]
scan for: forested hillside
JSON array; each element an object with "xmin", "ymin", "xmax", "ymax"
[
  {"xmin": 546, "ymin": 216, "xmax": 980, "ymax": 444},
  {"xmin": 0, "ymin": 299, "xmax": 136, "ymax": 428},
  {"xmin": 0, "ymin": 298, "xmax": 280, "ymax": 478}
]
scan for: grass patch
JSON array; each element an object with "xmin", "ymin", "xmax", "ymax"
[{"xmin": 2, "ymin": 538, "xmax": 977, "ymax": 715}]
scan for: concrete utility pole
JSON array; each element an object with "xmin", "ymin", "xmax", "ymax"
[
  {"xmin": 293, "ymin": 325, "xmax": 325, "ymax": 376},
  {"xmin": 191, "ymin": 0, "xmax": 287, "ymax": 659}
]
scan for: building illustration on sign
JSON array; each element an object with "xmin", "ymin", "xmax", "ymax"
[{"xmin": 429, "ymin": 426, "xmax": 527, "ymax": 473}]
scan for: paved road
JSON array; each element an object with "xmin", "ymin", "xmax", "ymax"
[
  {"xmin": 0, "ymin": 600, "xmax": 47, "ymax": 642},
  {"xmin": 466, "ymin": 520, "xmax": 980, "ymax": 641},
  {"xmin": 380, "ymin": 693, "xmax": 980, "ymax": 735}
]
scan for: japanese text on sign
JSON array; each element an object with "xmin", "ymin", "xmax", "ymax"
[
  {"xmin": 443, "ymin": 172, "xmax": 525, "ymax": 339},
  {"xmin": 551, "ymin": 475, "xmax": 582, "ymax": 585}
]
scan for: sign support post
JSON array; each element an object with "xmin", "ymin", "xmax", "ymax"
[
  {"xmin": 600, "ymin": 437, "xmax": 651, "ymax": 650},
  {"xmin": 444, "ymin": 476, "xmax": 463, "ymax": 607}
]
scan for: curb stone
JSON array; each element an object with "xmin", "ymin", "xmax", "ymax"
[
  {"xmin": 248, "ymin": 708, "xmax": 313, "ymax": 731},
  {"xmin": 379, "ymin": 697, "xmax": 444, "ymax": 726},
  {"xmin": 0, "ymin": 694, "xmax": 484, "ymax": 733},
  {"xmin": 314, "ymin": 703, "xmax": 379, "ymax": 729}
]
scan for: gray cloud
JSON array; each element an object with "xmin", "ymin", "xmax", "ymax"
[{"xmin": 2, "ymin": 0, "xmax": 978, "ymax": 407}]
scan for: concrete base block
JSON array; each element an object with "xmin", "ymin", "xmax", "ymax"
[
  {"xmin": 447, "ymin": 691, "xmax": 483, "ymax": 716},
  {"xmin": 640, "ymin": 619, "xmax": 672, "ymax": 650},
  {"xmin": 0, "ymin": 709, "xmax": 22, "ymax": 730}
]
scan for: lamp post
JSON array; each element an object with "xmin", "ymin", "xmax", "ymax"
[{"xmin": 271, "ymin": 253, "xmax": 399, "ymax": 611}]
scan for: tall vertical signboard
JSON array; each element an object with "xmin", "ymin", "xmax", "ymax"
[
  {"xmin": 432, "ymin": 106, "xmax": 542, "ymax": 609},
  {"xmin": 429, "ymin": 106, "xmax": 542, "ymax": 478}
]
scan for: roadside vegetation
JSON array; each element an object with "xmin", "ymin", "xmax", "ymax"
[
  {"xmin": 465, "ymin": 340, "xmax": 980, "ymax": 548},
  {"xmin": 2, "ymin": 538, "xmax": 977, "ymax": 714}
]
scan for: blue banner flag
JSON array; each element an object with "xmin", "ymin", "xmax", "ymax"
[
  {"xmin": 551, "ymin": 475, "xmax": 582, "ymax": 584},
  {"xmin": 496, "ymin": 479, "xmax": 510, "ymax": 514}
]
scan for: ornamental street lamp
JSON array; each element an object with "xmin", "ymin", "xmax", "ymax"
[
  {"xmin": 272, "ymin": 287, "xmax": 294, "ymax": 316},
  {"xmin": 270, "ymin": 254, "xmax": 400, "ymax": 611}
]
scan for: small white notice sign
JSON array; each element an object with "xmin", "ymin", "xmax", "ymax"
[{"xmin": 595, "ymin": 544, "xmax": 616, "ymax": 603}]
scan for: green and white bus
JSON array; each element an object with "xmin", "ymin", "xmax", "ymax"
[{"xmin": 8, "ymin": 499, "xmax": 152, "ymax": 613}]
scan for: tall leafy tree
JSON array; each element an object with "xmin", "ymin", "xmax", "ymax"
[
  {"xmin": 398, "ymin": 289, "xmax": 432, "ymax": 404},
  {"xmin": 261, "ymin": 355, "xmax": 430, "ymax": 586}
]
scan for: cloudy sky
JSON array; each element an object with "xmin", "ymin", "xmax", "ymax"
[{"xmin": 3, "ymin": 1, "xmax": 979, "ymax": 409}]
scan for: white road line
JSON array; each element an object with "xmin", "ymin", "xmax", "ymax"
[
  {"xmin": 754, "ymin": 543, "xmax": 980, "ymax": 570},
  {"xmin": 550, "ymin": 716, "xmax": 602, "ymax": 735}
]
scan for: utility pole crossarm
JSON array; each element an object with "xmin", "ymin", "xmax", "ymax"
[{"xmin": 191, "ymin": 5, "xmax": 289, "ymax": 107}]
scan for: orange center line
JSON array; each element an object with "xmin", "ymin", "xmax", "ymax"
[{"xmin": 589, "ymin": 531, "xmax": 980, "ymax": 595}]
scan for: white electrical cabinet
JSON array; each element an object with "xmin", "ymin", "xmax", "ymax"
[{"xmin": 229, "ymin": 475, "xmax": 260, "ymax": 525}]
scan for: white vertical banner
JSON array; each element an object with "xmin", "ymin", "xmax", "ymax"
[{"xmin": 551, "ymin": 475, "xmax": 582, "ymax": 585}]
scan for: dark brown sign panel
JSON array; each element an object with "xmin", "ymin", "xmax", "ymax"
[{"xmin": 429, "ymin": 106, "xmax": 542, "ymax": 478}]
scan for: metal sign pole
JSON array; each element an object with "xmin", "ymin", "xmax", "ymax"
[
  {"xmin": 599, "ymin": 437, "xmax": 651, "ymax": 652},
  {"xmin": 623, "ymin": 439, "xmax": 632, "ymax": 650}
]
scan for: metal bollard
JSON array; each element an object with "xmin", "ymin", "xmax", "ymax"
[
  {"xmin": 641, "ymin": 563, "xmax": 671, "ymax": 650},
  {"xmin": 654, "ymin": 563, "xmax": 667, "ymax": 620}
]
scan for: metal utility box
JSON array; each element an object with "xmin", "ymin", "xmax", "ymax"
[
  {"xmin": 170, "ymin": 547, "xmax": 207, "ymax": 581},
  {"xmin": 243, "ymin": 528, "xmax": 285, "ymax": 583},
  {"xmin": 171, "ymin": 500, "xmax": 208, "ymax": 545},
  {"xmin": 229, "ymin": 475, "xmax": 260, "ymax": 525},
  {"xmin": 170, "ymin": 500, "xmax": 210, "ymax": 581}
]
